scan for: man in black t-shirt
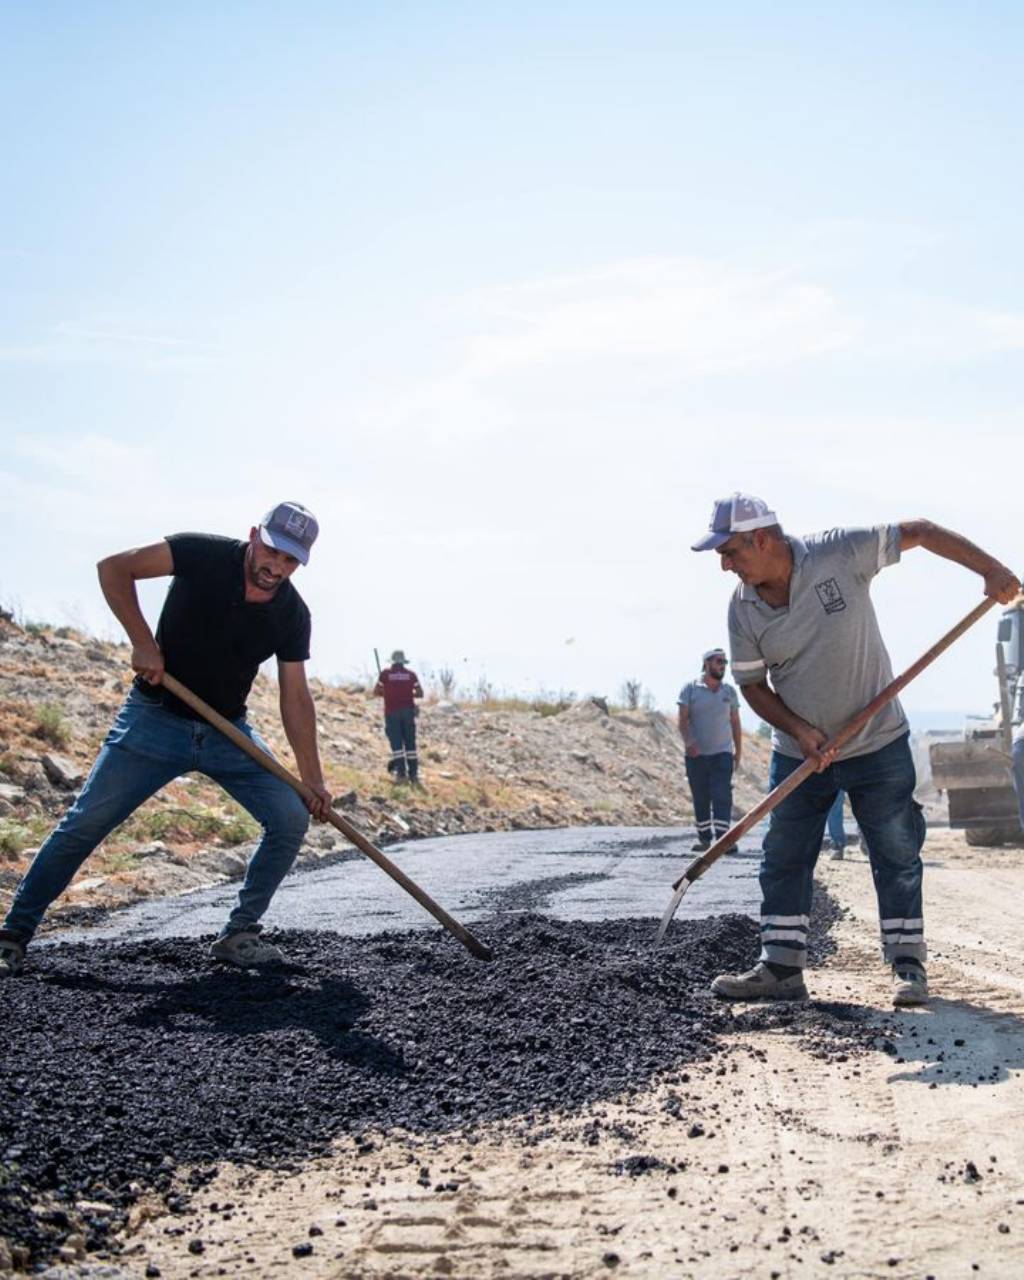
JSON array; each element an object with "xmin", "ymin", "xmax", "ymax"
[{"xmin": 0, "ymin": 502, "xmax": 332, "ymax": 976}]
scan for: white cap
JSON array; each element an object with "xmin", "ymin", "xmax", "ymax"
[{"xmin": 692, "ymin": 493, "xmax": 778, "ymax": 551}]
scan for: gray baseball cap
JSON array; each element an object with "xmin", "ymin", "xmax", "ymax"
[
  {"xmin": 691, "ymin": 493, "xmax": 778, "ymax": 552},
  {"xmin": 702, "ymin": 648, "xmax": 728, "ymax": 663},
  {"xmin": 259, "ymin": 501, "xmax": 319, "ymax": 565}
]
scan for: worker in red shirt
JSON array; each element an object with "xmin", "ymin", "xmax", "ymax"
[{"xmin": 373, "ymin": 649, "xmax": 424, "ymax": 784}]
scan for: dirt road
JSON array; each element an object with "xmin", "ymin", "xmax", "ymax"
[{"xmin": 120, "ymin": 830, "xmax": 1024, "ymax": 1279}]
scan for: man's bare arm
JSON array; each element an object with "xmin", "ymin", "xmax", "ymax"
[
  {"xmin": 899, "ymin": 521, "xmax": 1020, "ymax": 603},
  {"xmin": 731, "ymin": 708, "xmax": 743, "ymax": 767},
  {"xmin": 740, "ymin": 681, "xmax": 833, "ymax": 772},
  {"xmin": 278, "ymin": 661, "xmax": 332, "ymax": 820},
  {"xmin": 677, "ymin": 704, "xmax": 696, "ymax": 755},
  {"xmin": 96, "ymin": 541, "xmax": 174, "ymax": 683}
]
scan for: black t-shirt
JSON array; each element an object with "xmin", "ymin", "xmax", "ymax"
[{"xmin": 133, "ymin": 533, "xmax": 312, "ymax": 720}]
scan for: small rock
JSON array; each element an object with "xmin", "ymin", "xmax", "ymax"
[
  {"xmin": 292, "ymin": 1241, "xmax": 314, "ymax": 1257},
  {"xmin": 68, "ymin": 876, "xmax": 108, "ymax": 893},
  {"xmin": 135, "ymin": 841, "xmax": 170, "ymax": 858},
  {"xmin": 75, "ymin": 1199, "xmax": 116, "ymax": 1214},
  {"xmin": 41, "ymin": 753, "xmax": 86, "ymax": 789}
]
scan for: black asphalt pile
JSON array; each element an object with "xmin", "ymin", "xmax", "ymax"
[{"xmin": 1, "ymin": 898, "xmax": 852, "ymax": 1266}]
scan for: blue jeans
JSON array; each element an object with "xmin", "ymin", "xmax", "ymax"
[
  {"xmin": 2, "ymin": 689, "xmax": 310, "ymax": 942},
  {"xmin": 1013, "ymin": 739, "xmax": 1024, "ymax": 831},
  {"xmin": 827, "ymin": 790, "xmax": 847, "ymax": 848},
  {"xmin": 384, "ymin": 706, "xmax": 417, "ymax": 780},
  {"xmin": 685, "ymin": 752, "xmax": 734, "ymax": 843},
  {"xmin": 759, "ymin": 732, "xmax": 926, "ymax": 969}
]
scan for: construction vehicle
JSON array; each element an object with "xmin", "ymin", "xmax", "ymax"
[{"xmin": 929, "ymin": 599, "xmax": 1024, "ymax": 845}]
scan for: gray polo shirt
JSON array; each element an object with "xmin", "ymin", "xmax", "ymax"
[
  {"xmin": 677, "ymin": 677, "xmax": 740, "ymax": 755},
  {"xmin": 727, "ymin": 526, "xmax": 908, "ymax": 760}
]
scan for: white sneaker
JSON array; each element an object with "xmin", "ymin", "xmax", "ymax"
[
  {"xmin": 711, "ymin": 962, "xmax": 808, "ymax": 1001},
  {"xmin": 210, "ymin": 931, "xmax": 286, "ymax": 968},
  {"xmin": 892, "ymin": 965, "xmax": 928, "ymax": 1007}
]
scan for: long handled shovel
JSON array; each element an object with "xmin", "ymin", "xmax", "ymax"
[
  {"xmin": 159, "ymin": 673, "xmax": 493, "ymax": 962},
  {"xmin": 655, "ymin": 597, "xmax": 997, "ymax": 945}
]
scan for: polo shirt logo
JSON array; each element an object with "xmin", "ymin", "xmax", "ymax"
[{"xmin": 815, "ymin": 578, "xmax": 846, "ymax": 614}]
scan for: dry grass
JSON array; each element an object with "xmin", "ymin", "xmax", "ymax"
[{"xmin": 33, "ymin": 702, "xmax": 71, "ymax": 748}]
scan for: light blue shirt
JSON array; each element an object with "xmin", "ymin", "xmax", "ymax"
[
  {"xmin": 677, "ymin": 677, "xmax": 739, "ymax": 755},
  {"xmin": 728, "ymin": 525, "xmax": 907, "ymax": 760}
]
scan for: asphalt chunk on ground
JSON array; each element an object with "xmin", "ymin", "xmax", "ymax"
[{"xmin": 1, "ymin": 888, "xmax": 863, "ymax": 1267}]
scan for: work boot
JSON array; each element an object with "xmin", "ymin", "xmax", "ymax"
[
  {"xmin": 691, "ymin": 839, "xmax": 710, "ymax": 852},
  {"xmin": 0, "ymin": 933, "xmax": 26, "ymax": 978},
  {"xmin": 892, "ymin": 963, "xmax": 929, "ymax": 1008},
  {"xmin": 210, "ymin": 931, "xmax": 286, "ymax": 968},
  {"xmin": 829, "ymin": 845, "xmax": 845, "ymax": 861},
  {"xmin": 711, "ymin": 962, "xmax": 808, "ymax": 1002}
]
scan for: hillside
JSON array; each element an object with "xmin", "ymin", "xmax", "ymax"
[{"xmin": 0, "ymin": 618, "xmax": 772, "ymax": 928}]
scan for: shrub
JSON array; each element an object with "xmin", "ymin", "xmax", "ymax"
[
  {"xmin": 34, "ymin": 702, "xmax": 70, "ymax": 748},
  {"xmin": 0, "ymin": 817, "xmax": 48, "ymax": 859},
  {"xmin": 124, "ymin": 803, "xmax": 259, "ymax": 846},
  {"xmin": 620, "ymin": 678, "xmax": 643, "ymax": 710}
]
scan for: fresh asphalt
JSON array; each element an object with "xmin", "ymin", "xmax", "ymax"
[
  {"xmin": 51, "ymin": 824, "xmax": 765, "ymax": 944},
  {"xmin": 8, "ymin": 823, "xmax": 867, "ymax": 1273}
]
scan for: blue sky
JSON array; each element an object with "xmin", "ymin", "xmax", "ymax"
[{"xmin": 2, "ymin": 3, "xmax": 1021, "ymax": 721}]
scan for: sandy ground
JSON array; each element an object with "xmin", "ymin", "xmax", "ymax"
[{"xmin": 120, "ymin": 829, "xmax": 1024, "ymax": 1279}]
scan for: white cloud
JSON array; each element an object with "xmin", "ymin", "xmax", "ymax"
[
  {"xmin": 0, "ymin": 318, "xmax": 218, "ymax": 367},
  {"xmin": 461, "ymin": 258, "xmax": 854, "ymax": 379}
]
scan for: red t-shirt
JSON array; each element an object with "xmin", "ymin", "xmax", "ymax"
[{"xmin": 379, "ymin": 666, "xmax": 419, "ymax": 714}]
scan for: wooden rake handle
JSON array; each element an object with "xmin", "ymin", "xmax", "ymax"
[
  {"xmin": 159, "ymin": 673, "xmax": 493, "ymax": 962},
  {"xmin": 673, "ymin": 595, "xmax": 998, "ymax": 893}
]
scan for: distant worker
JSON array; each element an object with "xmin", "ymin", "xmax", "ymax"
[
  {"xmin": 692, "ymin": 492, "xmax": 1019, "ymax": 1008},
  {"xmin": 677, "ymin": 648, "xmax": 743, "ymax": 853},
  {"xmin": 374, "ymin": 650, "xmax": 423, "ymax": 784},
  {"xmin": 1013, "ymin": 723, "xmax": 1024, "ymax": 835}
]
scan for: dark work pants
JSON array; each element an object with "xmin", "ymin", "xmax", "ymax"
[
  {"xmin": 759, "ymin": 733, "xmax": 926, "ymax": 969},
  {"xmin": 385, "ymin": 706, "xmax": 418, "ymax": 780},
  {"xmin": 685, "ymin": 752, "xmax": 734, "ymax": 843}
]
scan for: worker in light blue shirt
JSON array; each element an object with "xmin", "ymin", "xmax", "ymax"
[{"xmin": 677, "ymin": 648, "xmax": 743, "ymax": 852}]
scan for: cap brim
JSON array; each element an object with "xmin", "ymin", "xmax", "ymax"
[
  {"xmin": 259, "ymin": 525, "xmax": 310, "ymax": 565},
  {"xmin": 691, "ymin": 531, "xmax": 730, "ymax": 552}
]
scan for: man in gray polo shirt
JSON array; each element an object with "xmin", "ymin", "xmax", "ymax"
[
  {"xmin": 692, "ymin": 493, "xmax": 1019, "ymax": 1008},
  {"xmin": 678, "ymin": 648, "xmax": 743, "ymax": 851}
]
